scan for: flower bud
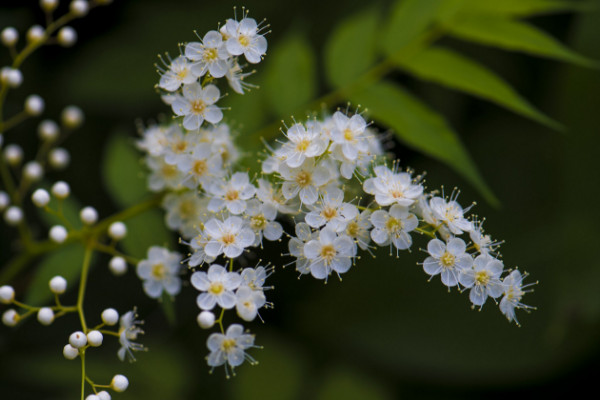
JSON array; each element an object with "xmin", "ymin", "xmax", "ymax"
[
  {"xmin": 48, "ymin": 148, "xmax": 70, "ymax": 169},
  {"xmin": 197, "ymin": 311, "xmax": 215, "ymax": 329},
  {"xmin": 32, "ymin": 188, "xmax": 50, "ymax": 207},
  {"xmin": 3, "ymin": 144, "xmax": 23, "ymax": 165},
  {"xmin": 109, "ymin": 256, "xmax": 127, "ymax": 276},
  {"xmin": 87, "ymin": 330, "xmax": 103, "ymax": 347},
  {"xmin": 51, "ymin": 181, "xmax": 70, "ymax": 199},
  {"xmin": 80, "ymin": 206, "xmax": 98, "ymax": 225},
  {"xmin": 4, "ymin": 206, "xmax": 23, "ymax": 225},
  {"xmin": 0, "ymin": 285, "xmax": 15, "ymax": 304},
  {"xmin": 23, "ymin": 161, "xmax": 44, "ymax": 182},
  {"xmin": 70, "ymin": 0, "xmax": 89, "ymax": 16},
  {"xmin": 1, "ymin": 27, "xmax": 18, "ymax": 47},
  {"xmin": 63, "ymin": 344, "xmax": 79, "ymax": 360},
  {"xmin": 97, "ymin": 391, "xmax": 111, "ymax": 400},
  {"xmin": 61, "ymin": 105, "xmax": 84, "ymax": 129},
  {"xmin": 49, "ymin": 275, "xmax": 67, "ymax": 294},
  {"xmin": 108, "ymin": 222, "xmax": 127, "ymax": 240},
  {"xmin": 25, "ymin": 95, "xmax": 45, "ymax": 116},
  {"xmin": 49, "ymin": 225, "xmax": 68, "ymax": 243},
  {"xmin": 101, "ymin": 308, "xmax": 119, "ymax": 325},
  {"xmin": 38, "ymin": 120, "xmax": 59, "ymax": 141},
  {"xmin": 0, "ymin": 191, "xmax": 9, "ymax": 210},
  {"xmin": 110, "ymin": 374, "xmax": 129, "ymax": 392},
  {"xmin": 85, "ymin": 395, "xmax": 100, "ymax": 400},
  {"xmin": 57, "ymin": 26, "xmax": 77, "ymax": 47},
  {"xmin": 27, "ymin": 25, "xmax": 45, "ymax": 43},
  {"xmin": 40, "ymin": 0, "xmax": 59, "ymax": 13},
  {"xmin": 37, "ymin": 307, "xmax": 55, "ymax": 325},
  {"xmin": 2, "ymin": 309, "xmax": 19, "ymax": 326},
  {"xmin": 69, "ymin": 331, "xmax": 87, "ymax": 348}
]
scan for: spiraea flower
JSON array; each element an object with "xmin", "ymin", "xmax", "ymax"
[
  {"xmin": 423, "ymin": 238, "xmax": 473, "ymax": 287},
  {"xmin": 203, "ymin": 216, "xmax": 255, "ymax": 258},
  {"xmin": 118, "ymin": 310, "xmax": 146, "ymax": 362},
  {"xmin": 185, "ymin": 30, "xmax": 230, "ymax": 78},
  {"xmin": 279, "ymin": 159, "xmax": 330, "ymax": 205},
  {"xmin": 158, "ymin": 56, "xmax": 197, "ymax": 92},
  {"xmin": 303, "ymin": 227, "xmax": 356, "ymax": 280},
  {"xmin": 370, "ymin": 204, "xmax": 418, "ymax": 251},
  {"xmin": 136, "ymin": 246, "xmax": 182, "ymax": 299},
  {"xmin": 304, "ymin": 187, "xmax": 358, "ymax": 232},
  {"xmin": 363, "ymin": 165, "xmax": 424, "ymax": 207},
  {"xmin": 429, "ymin": 195, "xmax": 473, "ymax": 235},
  {"xmin": 235, "ymin": 286, "xmax": 266, "ymax": 321},
  {"xmin": 279, "ymin": 123, "xmax": 327, "ymax": 168},
  {"xmin": 207, "ymin": 172, "xmax": 257, "ymax": 215},
  {"xmin": 206, "ymin": 324, "xmax": 257, "ymax": 374},
  {"xmin": 224, "ymin": 17, "xmax": 267, "ymax": 64},
  {"xmin": 330, "ymin": 111, "xmax": 369, "ymax": 161},
  {"xmin": 458, "ymin": 254, "xmax": 504, "ymax": 307},
  {"xmin": 499, "ymin": 270, "xmax": 535, "ymax": 325},
  {"xmin": 245, "ymin": 199, "xmax": 283, "ymax": 245},
  {"xmin": 191, "ymin": 264, "xmax": 242, "ymax": 310},
  {"xmin": 171, "ymin": 83, "xmax": 222, "ymax": 130}
]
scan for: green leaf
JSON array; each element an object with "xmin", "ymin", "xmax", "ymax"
[
  {"xmin": 316, "ymin": 367, "xmax": 393, "ymax": 400},
  {"xmin": 382, "ymin": 0, "xmax": 444, "ymax": 55},
  {"xmin": 454, "ymin": 0, "xmax": 596, "ymax": 17},
  {"xmin": 102, "ymin": 131, "xmax": 149, "ymax": 208},
  {"xmin": 264, "ymin": 34, "xmax": 317, "ymax": 117},
  {"xmin": 445, "ymin": 16, "xmax": 598, "ymax": 68},
  {"xmin": 324, "ymin": 7, "xmax": 380, "ymax": 87},
  {"xmin": 25, "ymin": 243, "xmax": 89, "ymax": 306},
  {"xmin": 398, "ymin": 46, "xmax": 562, "ymax": 130},
  {"xmin": 350, "ymin": 81, "xmax": 497, "ymax": 205}
]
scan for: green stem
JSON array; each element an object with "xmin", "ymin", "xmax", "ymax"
[
  {"xmin": 77, "ymin": 244, "xmax": 94, "ymax": 332},
  {"xmin": 80, "ymin": 350, "xmax": 86, "ymax": 400},
  {"xmin": 0, "ymin": 110, "xmax": 29, "ymax": 132}
]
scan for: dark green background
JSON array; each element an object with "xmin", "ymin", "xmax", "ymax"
[{"xmin": 1, "ymin": 0, "xmax": 599, "ymax": 399}]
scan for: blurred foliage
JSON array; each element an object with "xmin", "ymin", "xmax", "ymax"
[{"xmin": 1, "ymin": 0, "xmax": 600, "ymax": 399}]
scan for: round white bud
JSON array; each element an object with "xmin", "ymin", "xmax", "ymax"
[
  {"xmin": 23, "ymin": 161, "xmax": 44, "ymax": 182},
  {"xmin": 110, "ymin": 375, "xmax": 129, "ymax": 392},
  {"xmin": 3, "ymin": 144, "xmax": 23, "ymax": 165},
  {"xmin": 32, "ymin": 188, "xmax": 50, "ymax": 207},
  {"xmin": 27, "ymin": 25, "xmax": 45, "ymax": 43},
  {"xmin": 61, "ymin": 105, "xmax": 84, "ymax": 128},
  {"xmin": 2, "ymin": 309, "xmax": 19, "ymax": 326},
  {"xmin": 0, "ymin": 191, "xmax": 9, "ymax": 210},
  {"xmin": 1, "ymin": 27, "xmax": 19, "ymax": 47},
  {"xmin": 1, "ymin": 68, "xmax": 23, "ymax": 88},
  {"xmin": 0, "ymin": 285, "xmax": 15, "ymax": 304},
  {"xmin": 49, "ymin": 275, "xmax": 67, "ymax": 294},
  {"xmin": 108, "ymin": 256, "xmax": 127, "ymax": 276},
  {"xmin": 63, "ymin": 344, "xmax": 79, "ymax": 360},
  {"xmin": 48, "ymin": 148, "xmax": 70, "ymax": 169},
  {"xmin": 49, "ymin": 225, "xmax": 68, "ymax": 243},
  {"xmin": 101, "ymin": 308, "xmax": 119, "ymax": 326},
  {"xmin": 37, "ymin": 307, "xmax": 54, "ymax": 325},
  {"xmin": 57, "ymin": 26, "xmax": 77, "ymax": 47},
  {"xmin": 70, "ymin": 0, "xmax": 89, "ymax": 16},
  {"xmin": 38, "ymin": 120, "xmax": 59, "ymax": 141},
  {"xmin": 51, "ymin": 181, "xmax": 70, "ymax": 199},
  {"xmin": 69, "ymin": 331, "xmax": 87, "ymax": 348},
  {"xmin": 85, "ymin": 395, "xmax": 100, "ymax": 400},
  {"xmin": 80, "ymin": 206, "xmax": 98, "ymax": 225},
  {"xmin": 25, "ymin": 94, "xmax": 45, "ymax": 116},
  {"xmin": 108, "ymin": 222, "xmax": 127, "ymax": 240},
  {"xmin": 40, "ymin": 0, "xmax": 59, "ymax": 12},
  {"xmin": 87, "ymin": 330, "xmax": 103, "ymax": 347},
  {"xmin": 97, "ymin": 391, "xmax": 111, "ymax": 400},
  {"xmin": 4, "ymin": 206, "xmax": 23, "ymax": 225},
  {"xmin": 197, "ymin": 311, "xmax": 215, "ymax": 329}
]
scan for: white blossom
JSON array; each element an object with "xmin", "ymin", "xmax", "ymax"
[
  {"xmin": 185, "ymin": 30, "xmax": 230, "ymax": 78},
  {"xmin": 304, "ymin": 187, "xmax": 358, "ymax": 232},
  {"xmin": 363, "ymin": 165, "xmax": 423, "ymax": 207},
  {"xmin": 423, "ymin": 238, "xmax": 473, "ymax": 287},
  {"xmin": 172, "ymin": 83, "xmax": 222, "ymax": 130},
  {"xmin": 158, "ymin": 56, "xmax": 197, "ymax": 92},
  {"xmin": 279, "ymin": 159, "xmax": 330, "ymax": 205},
  {"xmin": 500, "ymin": 270, "xmax": 535, "ymax": 325},
  {"xmin": 370, "ymin": 205, "xmax": 418, "ymax": 251},
  {"xmin": 429, "ymin": 195, "xmax": 472, "ymax": 235},
  {"xmin": 304, "ymin": 228, "xmax": 356, "ymax": 280},
  {"xmin": 224, "ymin": 18, "xmax": 267, "ymax": 64},
  {"xmin": 117, "ymin": 310, "xmax": 145, "ymax": 362},
  {"xmin": 207, "ymin": 172, "xmax": 256, "ymax": 215},
  {"xmin": 191, "ymin": 264, "xmax": 241, "ymax": 310},
  {"xmin": 459, "ymin": 254, "xmax": 504, "ymax": 307},
  {"xmin": 206, "ymin": 324, "xmax": 256, "ymax": 374},
  {"xmin": 136, "ymin": 246, "xmax": 182, "ymax": 299}
]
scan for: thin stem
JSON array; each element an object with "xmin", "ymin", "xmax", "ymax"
[
  {"xmin": 80, "ymin": 350, "xmax": 86, "ymax": 400},
  {"xmin": 76, "ymin": 244, "xmax": 94, "ymax": 332},
  {"xmin": 0, "ymin": 110, "xmax": 29, "ymax": 132}
]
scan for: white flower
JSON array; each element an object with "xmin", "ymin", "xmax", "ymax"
[
  {"xmin": 187, "ymin": 229, "xmax": 216, "ymax": 267},
  {"xmin": 161, "ymin": 126, "xmax": 197, "ymax": 165},
  {"xmin": 235, "ymin": 286, "xmax": 266, "ymax": 322},
  {"xmin": 370, "ymin": 205, "xmax": 418, "ymax": 250},
  {"xmin": 304, "ymin": 187, "xmax": 358, "ymax": 232},
  {"xmin": 191, "ymin": 264, "xmax": 242, "ymax": 310},
  {"xmin": 330, "ymin": 111, "xmax": 369, "ymax": 161},
  {"xmin": 117, "ymin": 310, "xmax": 145, "ymax": 362},
  {"xmin": 185, "ymin": 31, "xmax": 230, "ymax": 78},
  {"xmin": 162, "ymin": 191, "xmax": 206, "ymax": 238},
  {"xmin": 203, "ymin": 216, "xmax": 255, "ymax": 259},
  {"xmin": 423, "ymin": 238, "xmax": 473, "ymax": 287},
  {"xmin": 304, "ymin": 228, "xmax": 356, "ymax": 280},
  {"xmin": 206, "ymin": 324, "xmax": 256, "ymax": 374},
  {"xmin": 207, "ymin": 172, "xmax": 256, "ymax": 215},
  {"xmin": 429, "ymin": 196, "xmax": 472, "ymax": 235},
  {"xmin": 136, "ymin": 246, "xmax": 182, "ymax": 299},
  {"xmin": 288, "ymin": 222, "xmax": 316, "ymax": 275},
  {"xmin": 279, "ymin": 159, "xmax": 330, "ymax": 205},
  {"xmin": 363, "ymin": 165, "xmax": 423, "ymax": 207},
  {"xmin": 158, "ymin": 56, "xmax": 197, "ymax": 92},
  {"xmin": 279, "ymin": 123, "xmax": 327, "ymax": 168},
  {"xmin": 224, "ymin": 17, "xmax": 267, "ymax": 64},
  {"xmin": 344, "ymin": 209, "xmax": 373, "ymax": 250},
  {"xmin": 146, "ymin": 156, "xmax": 184, "ymax": 192},
  {"xmin": 239, "ymin": 266, "xmax": 271, "ymax": 291},
  {"xmin": 171, "ymin": 83, "xmax": 222, "ymax": 130},
  {"xmin": 458, "ymin": 254, "xmax": 504, "ymax": 307},
  {"xmin": 469, "ymin": 219, "xmax": 500, "ymax": 255},
  {"xmin": 225, "ymin": 59, "xmax": 254, "ymax": 94},
  {"xmin": 176, "ymin": 142, "xmax": 223, "ymax": 189},
  {"xmin": 245, "ymin": 199, "xmax": 283, "ymax": 245},
  {"xmin": 499, "ymin": 270, "xmax": 535, "ymax": 325},
  {"xmin": 256, "ymin": 178, "xmax": 297, "ymax": 215}
]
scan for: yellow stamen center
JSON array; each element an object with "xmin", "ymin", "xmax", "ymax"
[
  {"xmin": 346, "ymin": 221, "xmax": 359, "ymax": 237},
  {"xmin": 475, "ymin": 271, "xmax": 490, "ymax": 285},
  {"xmin": 191, "ymin": 99, "xmax": 206, "ymax": 114},
  {"xmin": 320, "ymin": 244, "xmax": 336, "ymax": 264},
  {"xmin": 295, "ymin": 139, "xmax": 310, "ymax": 152},
  {"xmin": 343, "ymin": 128, "xmax": 354, "ymax": 141},
  {"xmin": 225, "ymin": 190, "xmax": 239, "ymax": 201},
  {"xmin": 251, "ymin": 214, "xmax": 267, "ymax": 230},
  {"xmin": 209, "ymin": 282, "xmax": 224, "ymax": 295},
  {"xmin": 239, "ymin": 35, "xmax": 250, "ymax": 47},
  {"xmin": 295, "ymin": 171, "xmax": 312, "ymax": 187},
  {"xmin": 440, "ymin": 252, "xmax": 455, "ymax": 268},
  {"xmin": 321, "ymin": 207, "xmax": 337, "ymax": 220},
  {"xmin": 151, "ymin": 263, "xmax": 166, "ymax": 279},
  {"xmin": 221, "ymin": 338, "xmax": 236, "ymax": 352},
  {"xmin": 192, "ymin": 160, "xmax": 207, "ymax": 176},
  {"xmin": 221, "ymin": 233, "xmax": 236, "ymax": 246},
  {"xmin": 204, "ymin": 47, "xmax": 218, "ymax": 61}
]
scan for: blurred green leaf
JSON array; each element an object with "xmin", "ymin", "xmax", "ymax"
[
  {"xmin": 160, "ymin": 291, "xmax": 177, "ymax": 326},
  {"xmin": 351, "ymin": 81, "xmax": 497, "ymax": 206},
  {"xmin": 382, "ymin": 0, "xmax": 443, "ymax": 55},
  {"xmin": 398, "ymin": 46, "xmax": 562, "ymax": 130},
  {"xmin": 231, "ymin": 332, "xmax": 307, "ymax": 400},
  {"xmin": 119, "ymin": 210, "xmax": 174, "ymax": 260},
  {"xmin": 102, "ymin": 132, "xmax": 149, "ymax": 208},
  {"xmin": 451, "ymin": 0, "xmax": 596, "ymax": 17},
  {"xmin": 324, "ymin": 7, "xmax": 380, "ymax": 88},
  {"xmin": 25, "ymin": 243, "xmax": 89, "ymax": 306},
  {"xmin": 316, "ymin": 366, "xmax": 392, "ymax": 400},
  {"xmin": 445, "ymin": 16, "xmax": 598, "ymax": 67},
  {"xmin": 264, "ymin": 34, "xmax": 317, "ymax": 117}
]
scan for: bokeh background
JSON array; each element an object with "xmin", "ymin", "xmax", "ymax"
[{"xmin": 1, "ymin": 0, "xmax": 599, "ymax": 399}]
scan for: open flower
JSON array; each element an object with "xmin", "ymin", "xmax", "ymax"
[
  {"xmin": 158, "ymin": 56, "xmax": 197, "ymax": 92},
  {"xmin": 117, "ymin": 310, "xmax": 146, "ymax": 362},
  {"xmin": 171, "ymin": 83, "xmax": 222, "ymax": 130},
  {"xmin": 203, "ymin": 216, "xmax": 255, "ymax": 259},
  {"xmin": 136, "ymin": 246, "xmax": 182, "ymax": 299},
  {"xmin": 185, "ymin": 30, "xmax": 230, "ymax": 78},
  {"xmin": 363, "ymin": 165, "xmax": 423, "ymax": 207},
  {"xmin": 370, "ymin": 205, "xmax": 418, "ymax": 251},
  {"xmin": 423, "ymin": 238, "xmax": 473, "ymax": 287},
  {"xmin": 207, "ymin": 324, "xmax": 257, "ymax": 375},
  {"xmin": 303, "ymin": 228, "xmax": 356, "ymax": 280},
  {"xmin": 224, "ymin": 17, "xmax": 267, "ymax": 64},
  {"xmin": 191, "ymin": 264, "xmax": 242, "ymax": 310},
  {"xmin": 459, "ymin": 254, "xmax": 504, "ymax": 307}
]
